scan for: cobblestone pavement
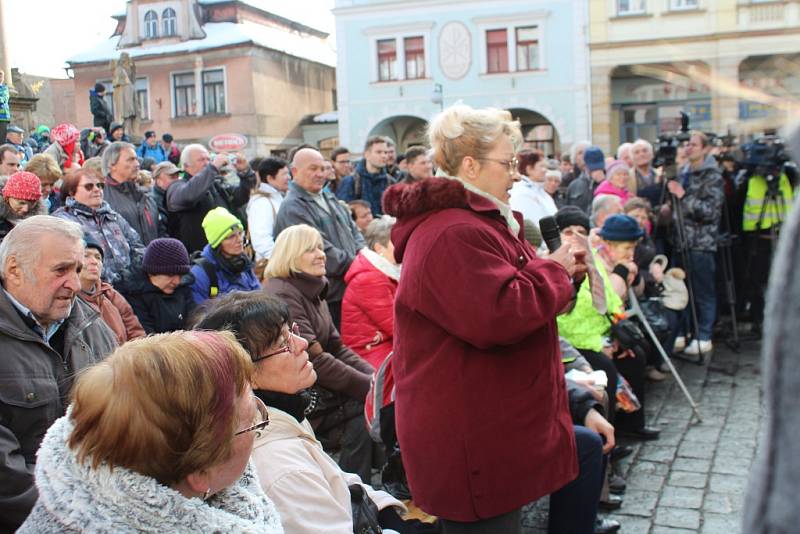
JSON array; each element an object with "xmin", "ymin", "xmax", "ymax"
[{"xmin": 522, "ymin": 339, "xmax": 764, "ymax": 533}]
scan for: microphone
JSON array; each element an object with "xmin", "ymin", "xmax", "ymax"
[
  {"xmin": 539, "ymin": 215, "xmax": 585, "ymax": 294},
  {"xmin": 539, "ymin": 216, "xmax": 562, "ymax": 253}
]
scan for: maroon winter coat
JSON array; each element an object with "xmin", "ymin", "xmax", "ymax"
[{"xmin": 383, "ymin": 177, "xmax": 577, "ymax": 521}]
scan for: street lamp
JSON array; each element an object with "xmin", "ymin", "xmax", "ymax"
[{"xmin": 431, "ymin": 82, "xmax": 443, "ymax": 111}]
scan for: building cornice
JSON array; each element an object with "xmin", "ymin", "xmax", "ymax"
[
  {"xmin": 362, "ymin": 21, "xmax": 435, "ymax": 36},
  {"xmin": 590, "ymin": 26, "xmax": 800, "ymax": 50}
]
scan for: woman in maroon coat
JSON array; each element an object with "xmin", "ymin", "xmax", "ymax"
[{"xmin": 383, "ymin": 105, "xmax": 598, "ymax": 533}]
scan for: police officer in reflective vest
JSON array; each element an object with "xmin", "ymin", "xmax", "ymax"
[{"xmin": 742, "ymin": 172, "xmax": 795, "ymax": 334}]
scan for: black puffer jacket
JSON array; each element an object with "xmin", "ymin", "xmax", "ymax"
[{"xmin": 117, "ymin": 270, "xmax": 196, "ymax": 334}]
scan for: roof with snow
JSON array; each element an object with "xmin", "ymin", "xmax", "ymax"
[
  {"xmin": 67, "ymin": 20, "xmax": 336, "ymax": 67},
  {"xmin": 200, "ymin": 0, "xmax": 333, "ymax": 35}
]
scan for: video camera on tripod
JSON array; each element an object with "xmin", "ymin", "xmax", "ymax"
[
  {"xmin": 653, "ymin": 112, "xmax": 692, "ymax": 170},
  {"xmin": 740, "ymin": 136, "xmax": 796, "ymax": 194}
]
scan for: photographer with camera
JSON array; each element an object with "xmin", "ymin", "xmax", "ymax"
[
  {"xmin": 666, "ymin": 131, "xmax": 725, "ymax": 356},
  {"xmin": 738, "ymin": 139, "xmax": 796, "ymax": 337},
  {"xmin": 166, "ymin": 144, "xmax": 256, "ymax": 253}
]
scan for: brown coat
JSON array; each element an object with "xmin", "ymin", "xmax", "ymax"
[
  {"xmin": 79, "ymin": 281, "xmax": 145, "ymax": 345},
  {"xmin": 263, "ymin": 274, "xmax": 374, "ymax": 400}
]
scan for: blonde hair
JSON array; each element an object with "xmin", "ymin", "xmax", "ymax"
[
  {"xmin": 428, "ymin": 104, "xmax": 522, "ymax": 175},
  {"xmin": 266, "ymin": 224, "xmax": 324, "ymax": 279},
  {"xmin": 68, "ymin": 331, "xmax": 254, "ymax": 486},
  {"xmin": 24, "ymin": 153, "xmax": 62, "ymax": 186}
]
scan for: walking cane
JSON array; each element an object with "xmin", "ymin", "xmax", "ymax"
[{"xmin": 626, "ymin": 288, "xmax": 703, "ymax": 422}]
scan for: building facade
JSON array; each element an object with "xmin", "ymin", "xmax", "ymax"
[
  {"xmin": 68, "ymin": 0, "xmax": 337, "ymax": 157},
  {"xmin": 590, "ymin": 0, "xmax": 800, "ymax": 152},
  {"xmin": 333, "ymin": 0, "xmax": 591, "ymax": 156}
]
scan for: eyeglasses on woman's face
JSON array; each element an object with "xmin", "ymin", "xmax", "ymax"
[
  {"xmin": 254, "ymin": 323, "xmax": 302, "ymax": 363},
  {"xmin": 477, "ymin": 157, "xmax": 519, "ymax": 178},
  {"xmin": 234, "ymin": 395, "xmax": 269, "ymax": 436},
  {"xmin": 82, "ymin": 182, "xmax": 105, "ymax": 192}
]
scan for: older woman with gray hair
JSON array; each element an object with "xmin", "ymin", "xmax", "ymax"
[{"xmin": 341, "ymin": 216, "xmax": 400, "ymax": 370}]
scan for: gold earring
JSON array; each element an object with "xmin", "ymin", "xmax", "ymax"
[{"xmin": 203, "ymin": 488, "xmax": 211, "ymax": 501}]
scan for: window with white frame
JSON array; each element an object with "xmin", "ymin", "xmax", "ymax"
[
  {"xmin": 481, "ymin": 24, "xmax": 544, "ymax": 75},
  {"xmin": 617, "ymin": 0, "xmax": 646, "ymax": 15},
  {"xmin": 173, "ymin": 72, "xmax": 196, "ymax": 117},
  {"xmin": 162, "ymin": 8, "xmax": 177, "ymax": 36},
  {"xmin": 377, "ymin": 39, "xmax": 397, "ymax": 81},
  {"xmin": 515, "ymin": 26, "xmax": 540, "ymax": 72},
  {"xmin": 144, "ymin": 10, "xmax": 158, "ymax": 39},
  {"xmin": 669, "ymin": 0, "xmax": 698, "ymax": 9},
  {"xmin": 202, "ymin": 69, "xmax": 226, "ymax": 114},
  {"xmin": 135, "ymin": 77, "xmax": 150, "ymax": 120},
  {"xmin": 404, "ymin": 37, "xmax": 425, "ymax": 79}
]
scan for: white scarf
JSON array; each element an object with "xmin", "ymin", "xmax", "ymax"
[
  {"xmin": 436, "ymin": 169, "xmax": 521, "ymax": 235},
  {"xmin": 361, "ymin": 247, "xmax": 401, "ymax": 281}
]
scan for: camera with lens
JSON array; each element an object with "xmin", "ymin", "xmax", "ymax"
[
  {"xmin": 740, "ymin": 136, "xmax": 794, "ymax": 193},
  {"xmin": 652, "ymin": 112, "xmax": 691, "ymax": 169}
]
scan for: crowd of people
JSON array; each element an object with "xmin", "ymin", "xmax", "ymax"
[{"xmin": 0, "ymin": 98, "xmax": 793, "ymax": 534}]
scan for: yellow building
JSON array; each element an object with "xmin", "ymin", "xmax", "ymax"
[{"xmin": 589, "ymin": 0, "xmax": 800, "ymax": 152}]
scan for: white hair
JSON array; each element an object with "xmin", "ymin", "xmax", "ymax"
[
  {"xmin": 0, "ymin": 215, "xmax": 84, "ymax": 281},
  {"xmin": 616, "ymin": 142, "xmax": 633, "ymax": 160},
  {"xmin": 570, "ymin": 141, "xmax": 591, "ymax": 163},
  {"xmin": 632, "ymin": 138, "xmax": 653, "ymax": 154},
  {"xmin": 179, "ymin": 143, "xmax": 208, "ymax": 168},
  {"xmin": 591, "ymin": 194, "xmax": 623, "ymax": 227}
]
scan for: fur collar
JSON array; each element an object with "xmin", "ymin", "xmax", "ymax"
[
  {"xmin": 20, "ymin": 413, "xmax": 283, "ymax": 533},
  {"xmin": 361, "ymin": 248, "xmax": 401, "ymax": 281}
]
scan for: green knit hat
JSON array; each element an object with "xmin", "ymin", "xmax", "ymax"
[{"xmin": 202, "ymin": 207, "xmax": 243, "ymax": 249}]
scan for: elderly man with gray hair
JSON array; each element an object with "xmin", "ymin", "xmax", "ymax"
[
  {"xmin": 0, "ymin": 215, "xmax": 117, "ymax": 531},
  {"xmin": 166, "ymin": 143, "xmax": 256, "ymax": 253},
  {"xmin": 102, "ymin": 141, "xmax": 162, "ymax": 244}
]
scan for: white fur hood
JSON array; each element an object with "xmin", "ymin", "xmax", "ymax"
[{"xmin": 18, "ymin": 413, "xmax": 284, "ymax": 534}]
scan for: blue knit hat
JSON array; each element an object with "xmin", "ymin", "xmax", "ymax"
[
  {"xmin": 583, "ymin": 146, "xmax": 606, "ymax": 172},
  {"xmin": 599, "ymin": 214, "xmax": 644, "ymax": 242}
]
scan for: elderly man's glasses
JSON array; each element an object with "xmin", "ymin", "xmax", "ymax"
[
  {"xmin": 235, "ymin": 395, "xmax": 269, "ymax": 436},
  {"xmin": 477, "ymin": 157, "xmax": 519, "ymax": 177},
  {"xmin": 254, "ymin": 323, "xmax": 301, "ymax": 362}
]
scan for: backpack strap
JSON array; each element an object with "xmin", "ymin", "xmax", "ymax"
[{"xmin": 192, "ymin": 253, "xmax": 219, "ymax": 298}]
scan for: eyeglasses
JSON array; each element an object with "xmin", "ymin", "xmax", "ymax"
[
  {"xmin": 255, "ymin": 323, "xmax": 302, "ymax": 362},
  {"xmin": 82, "ymin": 182, "xmax": 105, "ymax": 192},
  {"xmin": 477, "ymin": 157, "xmax": 519, "ymax": 177},
  {"xmin": 235, "ymin": 395, "xmax": 269, "ymax": 436}
]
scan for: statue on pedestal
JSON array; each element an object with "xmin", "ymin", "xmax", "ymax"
[{"xmin": 111, "ymin": 53, "xmax": 137, "ymax": 135}]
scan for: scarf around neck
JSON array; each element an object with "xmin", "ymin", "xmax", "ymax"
[{"xmin": 436, "ymin": 169, "xmax": 521, "ymax": 235}]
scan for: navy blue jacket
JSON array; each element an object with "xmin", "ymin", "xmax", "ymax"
[{"xmin": 335, "ymin": 159, "xmax": 392, "ymax": 215}]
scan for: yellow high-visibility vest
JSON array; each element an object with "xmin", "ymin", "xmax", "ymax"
[{"xmin": 742, "ymin": 174, "xmax": 794, "ymax": 231}]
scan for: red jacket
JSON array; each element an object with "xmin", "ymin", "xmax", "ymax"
[
  {"xmin": 341, "ymin": 251, "xmax": 398, "ymax": 370},
  {"xmin": 383, "ymin": 178, "xmax": 577, "ymax": 521}
]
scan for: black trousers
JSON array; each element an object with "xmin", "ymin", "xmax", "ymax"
[
  {"xmin": 612, "ymin": 349, "xmax": 647, "ymax": 432},
  {"xmin": 579, "ymin": 349, "xmax": 618, "ymax": 424},
  {"xmin": 744, "ymin": 233, "xmax": 773, "ymax": 325}
]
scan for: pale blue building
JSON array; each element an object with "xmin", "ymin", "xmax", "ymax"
[{"xmin": 333, "ymin": 0, "xmax": 591, "ymax": 155}]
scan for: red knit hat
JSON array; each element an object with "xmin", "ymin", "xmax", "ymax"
[{"xmin": 3, "ymin": 171, "xmax": 42, "ymax": 201}]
